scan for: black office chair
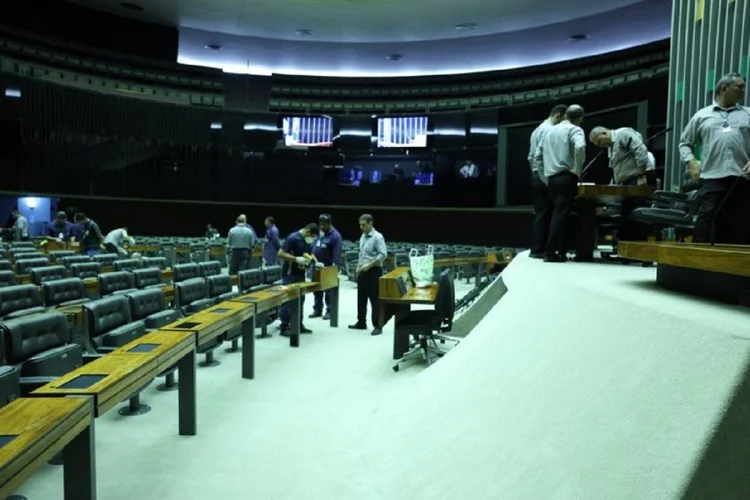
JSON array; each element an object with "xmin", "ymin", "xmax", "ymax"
[
  {"xmin": 393, "ymin": 269, "xmax": 458, "ymax": 372},
  {"xmin": 0, "ymin": 365, "xmax": 20, "ymax": 407},
  {"xmin": 629, "ymin": 185, "xmax": 699, "ymax": 242}
]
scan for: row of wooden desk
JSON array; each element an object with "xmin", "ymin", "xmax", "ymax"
[{"xmin": 0, "ymin": 266, "xmax": 339, "ymax": 499}]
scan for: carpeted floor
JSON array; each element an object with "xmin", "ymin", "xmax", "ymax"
[{"xmin": 16, "ymin": 257, "xmax": 750, "ymax": 499}]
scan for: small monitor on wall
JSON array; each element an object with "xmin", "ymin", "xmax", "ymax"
[
  {"xmin": 282, "ymin": 116, "xmax": 333, "ymax": 147},
  {"xmin": 377, "ymin": 116, "xmax": 428, "ymax": 148}
]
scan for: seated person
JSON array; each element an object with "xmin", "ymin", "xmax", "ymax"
[
  {"xmin": 103, "ymin": 227, "xmax": 135, "ymax": 256},
  {"xmin": 205, "ymin": 223, "xmax": 220, "ymax": 240}
]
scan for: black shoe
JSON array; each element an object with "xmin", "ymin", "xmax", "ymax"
[
  {"xmin": 543, "ymin": 253, "xmax": 566, "ymax": 263},
  {"xmin": 322, "ymin": 312, "xmax": 330, "ymax": 320},
  {"xmin": 279, "ymin": 326, "xmax": 290, "ymax": 337},
  {"xmin": 300, "ymin": 325, "xmax": 312, "ymax": 334},
  {"xmin": 309, "ymin": 311, "xmax": 322, "ymax": 318},
  {"xmin": 349, "ymin": 323, "xmax": 367, "ymax": 330},
  {"xmin": 529, "ymin": 252, "xmax": 544, "ymax": 259},
  {"xmin": 370, "ymin": 328, "xmax": 382, "ymax": 336}
]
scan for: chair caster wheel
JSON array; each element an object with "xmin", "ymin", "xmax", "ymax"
[{"xmin": 392, "ymin": 365, "xmax": 399, "ymax": 372}]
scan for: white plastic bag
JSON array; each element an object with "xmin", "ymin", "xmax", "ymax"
[{"xmin": 409, "ymin": 246, "xmax": 435, "ymax": 288}]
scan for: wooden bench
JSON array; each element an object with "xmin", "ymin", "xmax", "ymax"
[
  {"xmin": 0, "ymin": 397, "xmax": 95, "ymax": 499},
  {"xmin": 618, "ymin": 241, "xmax": 750, "ymax": 307}
]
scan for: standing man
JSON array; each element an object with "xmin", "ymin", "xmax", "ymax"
[
  {"xmin": 534, "ymin": 105, "xmax": 586, "ymax": 262},
  {"xmin": 679, "ymin": 72, "xmax": 750, "ymax": 244},
  {"xmin": 262, "ymin": 216, "xmax": 281, "ymax": 267},
  {"xmin": 46, "ymin": 211, "xmax": 74, "ymax": 241},
  {"xmin": 74, "ymin": 212, "xmax": 104, "ymax": 257},
  {"xmin": 103, "ymin": 227, "xmax": 135, "ymax": 256},
  {"xmin": 309, "ymin": 213, "xmax": 342, "ymax": 320},
  {"xmin": 528, "ymin": 104, "xmax": 568, "ymax": 258},
  {"xmin": 589, "ymin": 126, "xmax": 652, "ymax": 185},
  {"xmin": 277, "ymin": 223, "xmax": 320, "ymax": 336},
  {"xmin": 348, "ymin": 214, "xmax": 387, "ymax": 336},
  {"xmin": 11, "ymin": 209, "xmax": 29, "ymax": 241},
  {"xmin": 227, "ymin": 214, "xmax": 256, "ymax": 274}
]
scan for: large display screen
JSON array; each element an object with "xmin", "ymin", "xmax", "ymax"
[
  {"xmin": 377, "ymin": 116, "xmax": 428, "ymax": 148},
  {"xmin": 282, "ymin": 116, "xmax": 333, "ymax": 147}
]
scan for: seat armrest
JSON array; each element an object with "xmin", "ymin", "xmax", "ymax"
[
  {"xmin": 653, "ymin": 190, "xmax": 687, "ymax": 202},
  {"xmin": 19, "ymin": 376, "xmax": 59, "ymax": 394},
  {"xmin": 59, "ymin": 298, "xmax": 90, "ymax": 307},
  {"xmin": 4, "ymin": 306, "xmax": 47, "ymax": 320},
  {"xmin": 100, "ymin": 321, "xmax": 147, "ymax": 348},
  {"xmin": 83, "ymin": 352, "xmax": 106, "ymax": 363}
]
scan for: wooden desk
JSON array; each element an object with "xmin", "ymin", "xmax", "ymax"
[
  {"xmin": 160, "ymin": 302, "xmax": 256, "ymax": 379},
  {"xmin": 0, "ymin": 397, "xmax": 95, "ymax": 500},
  {"xmin": 113, "ymin": 330, "xmax": 197, "ymax": 435},
  {"xmin": 618, "ymin": 241, "xmax": 750, "ymax": 307},
  {"xmin": 232, "ymin": 286, "xmax": 302, "ymax": 348},
  {"xmin": 32, "ymin": 353, "xmax": 158, "ymax": 420},
  {"xmin": 574, "ymin": 184, "xmax": 654, "ymax": 262},
  {"xmin": 309, "ymin": 266, "xmax": 340, "ymax": 327}
]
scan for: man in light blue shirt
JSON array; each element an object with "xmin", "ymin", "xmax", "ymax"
[
  {"xmin": 349, "ymin": 214, "xmax": 388, "ymax": 336},
  {"xmin": 227, "ymin": 214, "xmax": 257, "ymax": 274},
  {"xmin": 534, "ymin": 105, "xmax": 586, "ymax": 262}
]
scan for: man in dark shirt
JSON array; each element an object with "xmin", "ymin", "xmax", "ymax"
[
  {"xmin": 262, "ymin": 216, "xmax": 281, "ymax": 266},
  {"xmin": 46, "ymin": 211, "xmax": 74, "ymax": 241},
  {"xmin": 277, "ymin": 222, "xmax": 320, "ymax": 337},
  {"xmin": 309, "ymin": 213, "xmax": 342, "ymax": 320},
  {"xmin": 74, "ymin": 212, "xmax": 105, "ymax": 256}
]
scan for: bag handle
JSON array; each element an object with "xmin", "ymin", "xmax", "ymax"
[
  {"xmin": 409, "ymin": 248, "xmax": 419, "ymax": 257},
  {"xmin": 426, "ymin": 245, "xmax": 434, "ymax": 256}
]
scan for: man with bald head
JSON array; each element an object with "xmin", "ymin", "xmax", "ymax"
[
  {"xmin": 589, "ymin": 126, "xmax": 654, "ymax": 186},
  {"xmin": 534, "ymin": 104, "xmax": 586, "ymax": 262}
]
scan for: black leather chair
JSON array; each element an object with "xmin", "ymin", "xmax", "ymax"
[
  {"xmin": 42, "ymin": 278, "xmax": 89, "ymax": 307},
  {"xmin": 0, "ymin": 284, "xmax": 47, "ymax": 320},
  {"xmin": 98, "ymin": 271, "xmax": 137, "ymax": 296},
  {"xmin": 125, "ymin": 289, "xmax": 181, "ymax": 392},
  {"xmin": 0, "ymin": 270, "xmax": 16, "ymax": 288},
  {"xmin": 0, "ymin": 312, "xmax": 83, "ymax": 392},
  {"xmin": 82, "ymin": 296, "xmax": 152, "ymax": 416},
  {"xmin": 14, "ymin": 252, "xmax": 45, "ymax": 261},
  {"xmin": 238, "ymin": 269, "xmax": 264, "ymax": 293},
  {"xmin": 0, "ymin": 365, "xmax": 20, "ymax": 407},
  {"xmin": 61, "ymin": 255, "xmax": 92, "ymax": 268},
  {"xmin": 262, "ymin": 265, "xmax": 282, "ymax": 285},
  {"xmin": 48, "ymin": 250, "xmax": 76, "ymax": 262},
  {"xmin": 92, "ymin": 253, "xmax": 118, "ymax": 267},
  {"xmin": 70, "ymin": 262, "xmax": 102, "ymax": 279},
  {"xmin": 174, "ymin": 277, "xmax": 221, "ymax": 367},
  {"xmin": 630, "ymin": 189, "xmax": 699, "ymax": 241},
  {"xmin": 143, "ymin": 256, "xmax": 168, "ymax": 270},
  {"xmin": 207, "ymin": 275, "xmax": 242, "ymax": 352},
  {"xmin": 133, "ymin": 267, "xmax": 167, "ymax": 289},
  {"xmin": 199, "ymin": 260, "xmax": 222, "ymax": 277},
  {"xmin": 16, "ymin": 257, "xmax": 50, "ymax": 275},
  {"xmin": 393, "ymin": 270, "xmax": 457, "ymax": 372},
  {"xmin": 29, "ymin": 265, "xmax": 68, "ymax": 285},
  {"xmin": 114, "ymin": 259, "xmax": 141, "ymax": 272},
  {"xmin": 0, "ymin": 259, "xmax": 12, "ymax": 272},
  {"xmin": 173, "ymin": 263, "xmax": 201, "ymax": 283}
]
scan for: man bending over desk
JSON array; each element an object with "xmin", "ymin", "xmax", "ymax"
[
  {"xmin": 589, "ymin": 126, "xmax": 655, "ymax": 186},
  {"xmin": 349, "ymin": 213, "xmax": 388, "ymax": 336},
  {"xmin": 277, "ymin": 222, "xmax": 320, "ymax": 337}
]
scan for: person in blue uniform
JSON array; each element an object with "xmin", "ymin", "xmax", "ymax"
[
  {"xmin": 262, "ymin": 216, "xmax": 281, "ymax": 266},
  {"xmin": 46, "ymin": 211, "xmax": 75, "ymax": 241},
  {"xmin": 309, "ymin": 213, "xmax": 342, "ymax": 320},
  {"xmin": 277, "ymin": 223, "xmax": 320, "ymax": 337}
]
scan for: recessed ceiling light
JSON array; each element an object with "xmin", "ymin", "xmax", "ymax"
[
  {"xmin": 386, "ymin": 54, "xmax": 403, "ymax": 61},
  {"xmin": 568, "ymin": 34, "xmax": 589, "ymax": 42},
  {"xmin": 455, "ymin": 23, "xmax": 478, "ymax": 31},
  {"xmin": 204, "ymin": 44, "xmax": 222, "ymax": 51},
  {"xmin": 120, "ymin": 2, "xmax": 144, "ymax": 11},
  {"xmin": 295, "ymin": 29, "xmax": 315, "ymax": 37}
]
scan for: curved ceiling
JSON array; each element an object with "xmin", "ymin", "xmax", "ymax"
[{"xmin": 68, "ymin": 0, "xmax": 672, "ymax": 77}]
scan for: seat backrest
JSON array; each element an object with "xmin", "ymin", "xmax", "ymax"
[
  {"xmin": 0, "ymin": 312, "xmax": 70, "ymax": 364},
  {"xmin": 125, "ymin": 288, "xmax": 166, "ymax": 321},
  {"xmin": 207, "ymin": 274, "xmax": 232, "ymax": 298},
  {"xmin": 173, "ymin": 263, "xmax": 201, "ymax": 283},
  {"xmin": 0, "ymin": 271, "xmax": 15, "ymax": 288},
  {"xmin": 92, "ymin": 253, "xmax": 118, "ymax": 266},
  {"xmin": 435, "ymin": 270, "xmax": 455, "ymax": 331},
  {"xmin": 61, "ymin": 255, "xmax": 91, "ymax": 268},
  {"xmin": 29, "ymin": 265, "xmax": 68, "ymax": 286},
  {"xmin": 132, "ymin": 267, "xmax": 162, "ymax": 288},
  {"xmin": 238, "ymin": 269, "xmax": 262, "ymax": 291},
  {"xmin": 174, "ymin": 277, "xmax": 208, "ymax": 307},
  {"xmin": 98, "ymin": 271, "xmax": 136, "ymax": 296},
  {"xmin": 13, "ymin": 252, "xmax": 44, "ymax": 261},
  {"xmin": 48, "ymin": 250, "xmax": 76, "ymax": 262},
  {"xmin": 83, "ymin": 295, "xmax": 132, "ymax": 337},
  {"xmin": 70, "ymin": 262, "xmax": 102, "ymax": 279},
  {"xmin": 10, "ymin": 241, "xmax": 34, "ymax": 249},
  {"xmin": 0, "ymin": 260, "xmax": 11, "ymax": 272},
  {"xmin": 199, "ymin": 260, "xmax": 222, "ymax": 277},
  {"xmin": 262, "ymin": 265, "xmax": 282, "ymax": 284},
  {"xmin": 0, "ymin": 285, "xmax": 44, "ymax": 318},
  {"xmin": 113, "ymin": 259, "xmax": 141, "ymax": 272},
  {"xmin": 142, "ymin": 257, "xmax": 167, "ymax": 270},
  {"xmin": 16, "ymin": 258, "xmax": 50, "ymax": 275},
  {"xmin": 42, "ymin": 278, "xmax": 86, "ymax": 307}
]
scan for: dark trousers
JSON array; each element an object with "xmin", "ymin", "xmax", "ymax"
[
  {"xmin": 280, "ymin": 274, "xmax": 306, "ymax": 326},
  {"xmin": 313, "ymin": 290, "xmax": 331, "ymax": 313},
  {"xmin": 694, "ymin": 176, "xmax": 750, "ymax": 244},
  {"xmin": 229, "ymin": 248, "xmax": 250, "ymax": 275},
  {"xmin": 357, "ymin": 267, "xmax": 382, "ymax": 327},
  {"xmin": 531, "ymin": 170, "xmax": 553, "ymax": 255},
  {"xmin": 546, "ymin": 171, "xmax": 578, "ymax": 255},
  {"xmin": 618, "ymin": 176, "xmax": 650, "ymax": 243}
]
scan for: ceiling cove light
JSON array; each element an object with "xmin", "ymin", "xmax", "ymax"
[
  {"xmin": 454, "ymin": 23, "xmax": 478, "ymax": 31},
  {"xmin": 295, "ymin": 29, "xmax": 315, "ymax": 37}
]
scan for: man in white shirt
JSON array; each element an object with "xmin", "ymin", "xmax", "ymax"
[
  {"xmin": 589, "ymin": 126, "xmax": 652, "ymax": 185},
  {"xmin": 459, "ymin": 161, "xmax": 479, "ymax": 178},
  {"xmin": 534, "ymin": 105, "xmax": 586, "ymax": 262},
  {"xmin": 103, "ymin": 227, "xmax": 135, "ymax": 256},
  {"xmin": 11, "ymin": 209, "xmax": 29, "ymax": 241}
]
